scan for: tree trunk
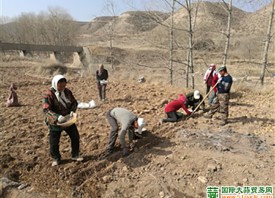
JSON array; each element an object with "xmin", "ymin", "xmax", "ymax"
[
  {"xmin": 110, "ymin": 22, "xmax": 114, "ymax": 71},
  {"xmin": 186, "ymin": 51, "xmax": 190, "ymax": 88},
  {"xmin": 222, "ymin": 0, "xmax": 232, "ymax": 66},
  {"xmin": 260, "ymin": 0, "xmax": 274, "ymax": 85},
  {"xmin": 186, "ymin": 0, "xmax": 195, "ymax": 89},
  {"xmin": 169, "ymin": 0, "xmax": 176, "ymax": 85}
]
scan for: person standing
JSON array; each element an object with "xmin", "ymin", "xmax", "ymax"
[
  {"xmin": 105, "ymin": 107, "xmax": 145, "ymax": 157},
  {"xmin": 161, "ymin": 97, "xmax": 191, "ymax": 123},
  {"xmin": 96, "ymin": 64, "xmax": 109, "ymax": 101},
  {"xmin": 208, "ymin": 71, "xmax": 220, "ymax": 105},
  {"xmin": 205, "ymin": 65, "xmax": 233, "ymax": 126},
  {"xmin": 43, "ymin": 74, "xmax": 83, "ymax": 166},
  {"xmin": 203, "ymin": 64, "xmax": 217, "ymax": 94}
]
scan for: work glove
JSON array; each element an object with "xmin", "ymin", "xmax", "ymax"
[
  {"xmin": 58, "ymin": 115, "xmax": 67, "ymax": 123},
  {"xmin": 70, "ymin": 111, "xmax": 74, "ymax": 117},
  {"xmin": 122, "ymin": 148, "xmax": 129, "ymax": 157},
  {"xmin": 129, "ymin": 142, "xmax": 135, "ymax": 152}
]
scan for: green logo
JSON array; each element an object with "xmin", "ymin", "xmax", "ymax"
[
  {"xmin": 207, "ymin": 186, "xmax": 273, "ymax": 198},
  {"xmin": 206, "ymin": 186, "xmax": 219, "ymax": 198}
]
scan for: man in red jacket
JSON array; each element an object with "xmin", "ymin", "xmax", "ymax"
[{"xmin": 160, "ymin": 96, "xmax": 191, "ymax": 123}]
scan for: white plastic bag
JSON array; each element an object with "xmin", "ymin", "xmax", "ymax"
[
  {"xmin": 100, "ymin": 80, "xmax": 108, "ymax": 85},
  {"xmin": 88, "ymin": 100, "xmax": 96, "ymax": 108},
  {"xmin": 77, "ymin": 100, "xmax": 96, "ymax": 109}
]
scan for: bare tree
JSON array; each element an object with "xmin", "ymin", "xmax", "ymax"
[
  {"xmin": 260, "ymin": 0, "xmax": 274, "ymax": 85},
  {"xmin": 169, "ymin": 0, "xmax": 176, "ymax": 85},
  {"xmin": 46, "ymin": 7, "xmax": 78, "ymax": 46},
  {"xmin": 15, "ymin": 13, "xmax": 39, "ymax": 44},
  {"xmin": 127, "ymin": 0, "xmax": 201, "ymax": 87},
  {"xmin": 0, "ymin": 7, "xmax": 78, "ymax": 46},
  {"xmin": 221, "ymin": 0, "xmax": 232, "ymax": 66},
  {"xmin": 178, "ymin": 0, "xmax": 195, "ymax": 89},
  {"xmin": 175, "ymin": 0, "xmax": 201, "ymax": 89},
  {"xmin": 119, "ymin": 0, "xmax": 178, "ymax": 84},
  {"xmin": 0, "ymin": 17, "xmax": 17, "ymax": 42},
  {"xmin": 103, "ymin": 0, "xmax": 118, "ymax": 70}
]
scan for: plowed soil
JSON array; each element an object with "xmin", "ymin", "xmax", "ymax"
[{"xmin": 0, "ymin": 61, "xmax": 274, "ymax": 198}]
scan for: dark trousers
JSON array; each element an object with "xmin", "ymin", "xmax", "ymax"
[
  {"xmin": 106, "ymin": 109, "xmax": 118, "ymax": 152},
  {"xmin": 209, "ymin": 93, "xmax": 230, "ymax": 122},
  {"xmin": 49, "ymin": 124, "xmax": 80, "ymax": 160},
  {"xmin": 98, "ymin": 84, "xmax": 107, "ymax": 100},
  {"xmin": 162, "ymin": 111, "xmax": 182, "ymax": 123},
  {"xmin": 206, "ymin": 85, "xmax": 211, "ymax": 95}
]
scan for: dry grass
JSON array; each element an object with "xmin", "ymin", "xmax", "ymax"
[{"xmin": 233, "ymin": 79, "xmax": 275, "ymax": 96}]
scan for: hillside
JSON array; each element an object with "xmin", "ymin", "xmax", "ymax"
[
  {"xmin": 80, "ymin": 16, "xmax": 115, "ymax": 34},
  {"xmin": 77, "ymin": 1, "xmax": 274, "ymax": 63},
  {"xmin": 77, "ymin": 11, "xmax": 169, "ymax": 46},
  {"xmin": 240, "ymin": 2, "xmax": 274, "ymax": 35}
]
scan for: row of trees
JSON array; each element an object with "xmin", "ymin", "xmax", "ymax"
[
  {"xmin": 109, "ymin": 0, "xmax": 274, "ymax": 87},
  {"xmin": 0, "ymin": 7, "xmax": 78, "ymax": 46},
  {"xmin": 155, "ymin": 0, "xmax": 273, "ymax": 87}
]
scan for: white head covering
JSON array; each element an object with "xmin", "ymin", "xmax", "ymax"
[
  {"xmin": 194, "ymin": 90, "xmax": 200, "ymax": 100},
  {"xmin": 52, "ymin": 75, "xmax": 66, "ymax": 90},
  {"xmin": 137, "ymin": 118, "xmax": 146, "ymax": 135},
  {"xmin": 209, "ymin": 63, "xmax": 216, "ymax": 70},
  {"xmin": 51, "ymin": 75, "xmax": 70, "ymax": 108}
]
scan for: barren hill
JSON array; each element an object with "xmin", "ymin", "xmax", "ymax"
[
  {"xmin": 80, "ymin": 16, "xmax": 115, "ymax": 34},
  {"xmin": 112, "ymin": 11, "xmax": 169, "ymax": 34},
  {"xmin": 78, "ymin": 11, "xmax": 169, "ymax": 45},
  {"xmin": 239, "ymin": 2, "xmax": 274, "ymax": 35},
  {"xmin": 77, "ymin": 1, "xmax": 274, "ymax": 68},
  {"xmin": 144, "ymin": 2, "xmax": 248, "ymax": 50}
]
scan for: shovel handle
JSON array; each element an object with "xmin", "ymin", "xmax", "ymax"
[{"xmin": 188, "ymin": 81, "xmax": 219, "ymax": 118}]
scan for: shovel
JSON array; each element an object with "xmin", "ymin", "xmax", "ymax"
[{"xmin": 188, "ymin": 81, "xmax": 219, "ymax": 118}]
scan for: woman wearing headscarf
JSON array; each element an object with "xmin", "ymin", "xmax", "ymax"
[
  {"xmin": 43, "ymin": 74, "xmax": 83, "ymax": 166},
  {"xmin": 96, "ymin": 64, "xmax": 109, "ymax": 101},
  {"xmin": 6, "ymin": 83, "xmax": 20, "ymax": 107},
  {"xmin": 6, "ymin": 83, "xmax": 19, "ymax": 107},
  {"xmin": 203, "ymin": 64, "xmax": 218, "ymax": 94}
]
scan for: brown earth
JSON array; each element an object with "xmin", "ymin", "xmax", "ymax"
[{"xmin": 0, "ymin": 60, "xmax": 274, "ymax": 198}]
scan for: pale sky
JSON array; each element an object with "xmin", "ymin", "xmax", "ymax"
[{"xmin": 0, "ymin": 0, "xmax": 270, "ymax": 22}]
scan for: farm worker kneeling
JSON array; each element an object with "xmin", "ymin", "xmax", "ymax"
[
  {"xmin": 184, "ymin": 90, "xmax": 205, "ymax": 112},
  {"xmin": 104, "ymin": 107, "xmax": 145, "ymax": 157},
  {"xmin": 6, "ymin": 83, "xmax": 20, "ymax": 107},
  {"xmin": 43, "ymin": 74, "xmax": 83, "ymax": 166},
  {"xmin": 160, "ymin": 95, "xmax": 192, "ymax": 124}
]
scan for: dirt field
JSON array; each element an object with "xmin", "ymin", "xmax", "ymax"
[{"xmin": 0, "ymin": 60, "xmax": 274, "ymax": 198}]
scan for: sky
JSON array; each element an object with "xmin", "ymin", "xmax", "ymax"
[{"xmin": 0, "ymin": 0, "xmax": 271, "ymax": 22}]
